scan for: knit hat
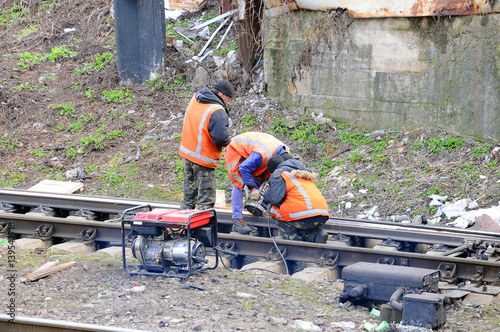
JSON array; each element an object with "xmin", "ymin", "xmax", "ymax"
[
  {"xmin": 267, "ymin": 154, "xmax": 285, "ymax": 174},
  {"xmin": 214, "ymin": 80, "xmax": 235, "ymax": 98}
]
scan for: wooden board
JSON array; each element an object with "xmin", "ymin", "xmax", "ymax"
[
  {"xmin": 169, "ymin": 0, "xmax": 207, "ymax": 11},
  {"xmin": 26, "ymin": 261, "xmax": 77, "ymax": 281},
  {"xmin": 28, "ymin": 180, "xmax": 83, "ymax": 194}
]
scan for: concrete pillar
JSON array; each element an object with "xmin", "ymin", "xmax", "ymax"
[{"xmin": 114, "ymin": 0, "xmax": 166, "ymax": 84}]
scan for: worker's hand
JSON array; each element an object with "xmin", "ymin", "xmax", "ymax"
[{"xmin": 249, "ymin": 188, "xmax": 261, "ymax": 201}]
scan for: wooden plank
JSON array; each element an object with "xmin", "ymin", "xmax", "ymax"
[
  {"xmin": 31, "ymin": 261, "xmax": 58, "ymax": 275},
  {"xmin": 28, "ymin": 180, "xmax": 83, "ymax": 194},
  {"xmin": 169, "ymin": 0, "xmax": 207, "ymax": 11},
  {"xmin": 26, "ymin": 261, "xmax": 77, "ymax": 281}
]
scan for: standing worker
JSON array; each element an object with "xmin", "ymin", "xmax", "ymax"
[
  {"xmin": 224, "ymin": 132, "xmax": 290, "ymax": 234},
  {"xmin": 179, "ymin": 80, "xmax": 234, "ymax": 210},
  {"xmin": 263, "ymin": 154, "xmax": 329, "ymax": 243}
]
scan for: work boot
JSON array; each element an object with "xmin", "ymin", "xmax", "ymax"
[
  {"xmin": 232, "ymin": 218, "xmax": 252, "ymax": 235},
  {"xmin": 313, "ymin": 229, "xmax": 329, "ymax": 243}
]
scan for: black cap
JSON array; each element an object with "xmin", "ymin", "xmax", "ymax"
[
  {"xmin": 267, "ymin": 155, "xmax": 285, "ymax": 174},
  {"xmin": 214, "ymin": 80, "xmax": 235, "ymax": 98}
]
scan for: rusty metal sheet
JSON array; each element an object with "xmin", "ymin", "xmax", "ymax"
[{"xmin": 263, "ymin": 0, "xmax": 500, "ymax": 17}]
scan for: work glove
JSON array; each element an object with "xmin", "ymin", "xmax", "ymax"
[{"xmin": 248, "ymin": 188, "xmax": 261, "ymax": 201}]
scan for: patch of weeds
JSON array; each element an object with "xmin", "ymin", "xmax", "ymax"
[
  {"xmin": 316, "ymin": 157, "xmax": 343, "ymax": 177},
  {"xmin": 215, "ymin": 159, "xmax": 232, "ymax": 190},
  {"xmin": 45, "ymin": 45, "xmax": 76, "ymax": 62},
  {"xmin": 0, "ymin": 137, "xmax": 22, "ymax": 153},
  {"xmin": 418, "ymin": 186, "xmax": 445, "ymax": 199},
  {"xmin": 85, "ymin": 87, "xmax": 96, "ymax": 101},
  {"xmin": 71, "ymin": 82, "xmax": 80, "ymax": 90},
  {"xmin": 75, "ymin": 52, "xmax": 114, "ymax": 75},
  {"xmin": 54, "ymin": 103, "xmax": 76, "ymax": 117},
  {"xmin": 135, "ymin": 121, "xmax": 144, "ymax": 131},
  {"xmin": 31, "ymin": 149, "xmax": 45, "ymax": 158},
  {"xmin": 372, "ymin": 153, "xmax": 388, "ymax": 165},
  {"xmin": 0, "ymin": 169, "xmax": 28, "ymax": 187},
  {"xmin": 79, "ymin": 126, "xmax": 122, "ymax": 151},
  {"xmin": 270, "ymin": 118, "xmax": 287, "ymax": 138},
  {"xmin": 215, "ymin": 42, "xmax": 237, "ymax": 55},
  {"xmin": 348, "ymin": 149, "xmax": 364, "ymax": 163},
  {"xmin": 66, "ymin": 144, "xmax": 78, "ymax": 158},
  {"xmin": 0, "ymin": 3, "xmax": 28, "ymax": 28},
  {"xmin": 472, "ymin": 145, "xmax": 492, "ymax": 159},
  {"xmin": 241, "ymin": 113, "xmax": 258, "ymax": 126},
  {"xmin": 14, "ymin": 160, "xmax": 25, "ymax": 167},
  {"xmin": 102, "ymin": 88, "xmax": 133, "ymax": 103},
  {"xmin": 412, "ymin": 141, "xmax": 425, "ymax": 153},
  {"xmin": 17, "ymin": 24, "xmax": 38, "ymax": 39},
  {"xmin": 425, "ymin": 135, "xmax": 465, "ymax": 153},
  {"xmin": 174, "ymin": 157, "xmax": 184, "ymax": 183},
  {"xmin": 84, "ymin": 164, "xmax": 98, "ymax": 174},
  {"xmin": 146, "ymin": 78, "xmax": 165, "ymax": 92},
  {"xmin": 485, "ymin": 160, "xmax": 498, "ymax": 169},
  {"xmin": 368, "ymin": 139, "xmax": 388, "ymax": 154},
  {"xmin": 12, "ymin": 82, "xmax": 46, "ymax": 92},
  {"xmin": 338, "ymin": 129, "xmax": 371, "ymax": 146}
]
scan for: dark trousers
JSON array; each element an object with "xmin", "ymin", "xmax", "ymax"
[
  {"xmin": 180, "ymin": 159, "xmax": 216, "ymax": 210},
  {"xmin": 273, "ymin": 216, "xmax": 327, "ymax": 242}
]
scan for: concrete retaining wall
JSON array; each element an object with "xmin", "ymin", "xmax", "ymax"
[{"xmin": 263, "ymin": 12, "xmax": 500, "ymax": 141}]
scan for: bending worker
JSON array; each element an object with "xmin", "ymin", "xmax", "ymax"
[
  {"xmin": 224, "ymin": 132, "xmax": 290, "ymax": 234},
  {"xmin": 262, "ymin": 154, "xmax": 330, "ymax": 243},
  {"xmin": 179, "ymin": 80, "xmax": 234, "ymax": 210}
]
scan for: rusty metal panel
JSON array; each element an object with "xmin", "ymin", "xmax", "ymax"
[{"xmin": 264, "ymin": 0, "xmax": 500, "ymax": 17}]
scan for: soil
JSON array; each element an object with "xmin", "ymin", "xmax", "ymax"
[{"xmin": 0, "ymin": 1, "xmax": 499, "ymax": 331}]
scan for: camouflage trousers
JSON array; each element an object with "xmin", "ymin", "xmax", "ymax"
[
  {"xmin": 180, "ymin": 158, "xmax": 216, "ymax": 210},
  {"xmin": 273, "ymin": 216, "xmax": 327, "ymax": 242}
]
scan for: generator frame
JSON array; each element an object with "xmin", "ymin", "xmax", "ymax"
[{"xmin": 120, "ymin": 205, "xmax": 219, "ymax": 278}]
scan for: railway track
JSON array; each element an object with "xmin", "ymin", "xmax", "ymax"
[
  {"xmin": 1, "ymin": 188, "xmax": 500, "ymax": 283},
  {"xmin": 0, "ymin": 314, "xmax": 148, "ymax": 332}
]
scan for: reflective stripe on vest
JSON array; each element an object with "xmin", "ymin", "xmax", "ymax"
[
  {"xmin": 179, "ymin": 103, "xmax": 221, "ymax": 167},
  {"xmin": 231, "ymin": 137, "xmax": 273, "ymax": 161},
  {"xmin": 224, "ymin": 132, "xmax": 284, "ymax": 188},
  {"xmin": 271, "ymin": 171, "xmax": 329, "ymax": 221}
]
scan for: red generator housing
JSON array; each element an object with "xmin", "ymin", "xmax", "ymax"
[{"xmin": 121, "ymin": 206, "xmax": 218, "ymax": 278}]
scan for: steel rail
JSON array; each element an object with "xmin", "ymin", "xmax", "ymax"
[
  {"xmin": 0, "ymin": 314, "xmax": 148, "ymax": 332},
  {"xmin": 2, "ymin": 189, "xmax": 500, "ymax": 283},
  {"xmin": 218, "ymin": 234, "xmax": 500, "ymax": 283},
  {"xmin": 2, "ymin": 189, "xmax": 500, "ymax": 245},
  {"xmin": 0, "ymin": 212, "xmax": 127, "ymax": 244},
  {"xmin": 2, "ymin": 189, "xmax": 500, "ymax": 250}
]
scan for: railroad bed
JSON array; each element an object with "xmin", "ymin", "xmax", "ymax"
[{"xmin": 1, "ymin": 188, "xmax": 500, "ymax": 283}]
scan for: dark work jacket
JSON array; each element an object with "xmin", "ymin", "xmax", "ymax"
[
  {"xmin": 263, "ymin": 159, "xmax": 326, "ymax": 224},
  {"xmin": 195, "ymin": 88, "xmax": 231, "ymax": 147}
]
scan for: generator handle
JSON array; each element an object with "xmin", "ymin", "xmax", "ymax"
[{"xmin": 121, "ymin": 204, "xmax": 152, "ymax": 220}]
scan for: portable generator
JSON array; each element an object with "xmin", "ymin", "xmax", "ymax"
[{"xmin": 120, "ymin": 205, "xmax": 218, "ymax": 278}]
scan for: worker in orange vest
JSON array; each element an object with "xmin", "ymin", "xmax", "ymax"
[
  {"xmin": 179, "ymin": 80, "xmax": 234, "ymax": 210},
  {"xmin": 224, "ymin": 132, "xmax": 290, "ymax": 234},
  {"xmin": 263, "ymin": 154, "xmax": 330, "ymax": 243}
]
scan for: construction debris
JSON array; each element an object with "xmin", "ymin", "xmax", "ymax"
[
  {"xmin": 26, "ymin": 261, "xmax": 77, "ymax": 281},
  {"xmin": 169, "ymin": 0, "xmax": 208, "ymax": 11}
]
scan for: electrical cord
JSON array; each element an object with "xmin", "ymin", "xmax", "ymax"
[
  {"xmin": 216, "ymin": 205, "xmax": 289, "ymax": 275},
  {"xmin": 266, "ymin": 207, "xmax": 290, "ymax": 275}
]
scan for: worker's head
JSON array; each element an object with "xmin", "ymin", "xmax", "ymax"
[
  {"xmin": 214, "ymin": 80, "xmax": 234, "ymax": 104},
  {"xmin": 267, "ymin": 153, "xmax": 292, "ymax": 174}
]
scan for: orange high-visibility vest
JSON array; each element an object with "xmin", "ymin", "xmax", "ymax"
[
  {"xmin": 179, "ymin": 96, "xmax": 225, "ymax": 169},
  {"xmin": 224, "ymin": 132, "xmax": 285, "ymax": 189},
  {"xmin": 270, "ymin": 171, "xmax": 329, "ymax": 222}
]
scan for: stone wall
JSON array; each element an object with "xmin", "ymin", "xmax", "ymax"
[{"xmin": 263, "ymin": 12, "xmax": 500, "ymax": 141}]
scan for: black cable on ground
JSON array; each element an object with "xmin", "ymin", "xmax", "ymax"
[{"xmin": 216, "ymin": 208, "xmax": 289, "ymax": 275}]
